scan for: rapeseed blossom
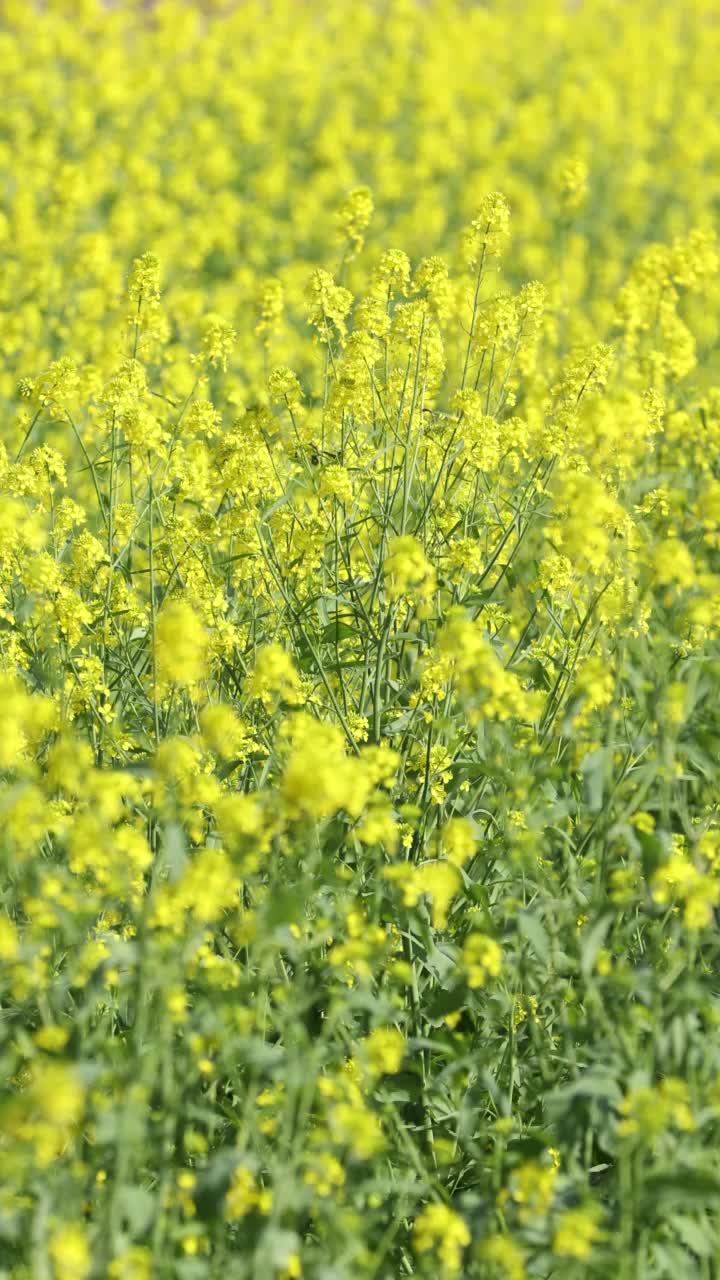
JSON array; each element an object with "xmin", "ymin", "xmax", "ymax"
[
  {"xmin": 552, "ymin": 1205, "xmax": 604, "ymax": 1261},
  {"xmin": 2, "ymin": 1, "xmax": 720, "ymax": 1276},
  {"xmin": 413, "ymin": 1203, "xmax": 471, "ymax": 1274},
  {"xmin": 155, "ymin": 600, "xmax": 208, "ymax": 688}
]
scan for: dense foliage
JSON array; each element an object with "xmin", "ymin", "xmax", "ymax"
[{"xmin": 3, "ymin": 2, "xmax": 720, "ymax": 1277}]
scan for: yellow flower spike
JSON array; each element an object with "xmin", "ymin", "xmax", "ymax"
[
  {"xmin": 552, "ymin": 1204, "xmax": 604, "ymax": 1261},
  {"xmin": 2, "ymin": 4, "xmax": 720, "ymax": 1275},
  {"xmin": 413, "ymin": 861, "xmax": 462, "ymax": 929},
  {"xmin": 155, "ymin": 600, "xmax": 208, "ymax": 689},
  {"xmin": 413, "ymin": 1203, "xmax": 470, "ymax": 1276},
  {"xmin": 477, "ymin": 1233, "xmax": 526, "ymax": 1280},
  {"xmin": 383, "ymin": 535, "xmax": 436, "ymax": 602},
  {"xmin": 108, "ymin": 1247, "xmax": 152, "ymax": 1280},
  {"xmin": 245, "ymin": 643, "xmax": 304, "ymax": 710},
  {"xmin": 197, "ymin": 314, "xmax": 237, "ymax": 373},
  {"xmin": 335, "ymin": 186, "xmax": 375, "ymax": 259},
  {"xmin": 255, "ymin": 277, "xmax": 285, "ymax": 345},
  {"xmin": 462, "ymin": 932, "xmax": 503, "ymax": 988},
  {"xmin": 305, "ymin": 269, "xmax": 353, "ymax": 343},
  {"xmin": 357, "ymin": 1026, "xmax": 406, "ymax": 1078},
  {"xmin": 48, "ymin": 1224, "xmax": 91, "ymax": 1280},
  {"xmin": 440, "ymin": 816, "xmax": 476, "ymax": 867},
  {"xmin": 462, "ymin": 192, "xmax": 511, "ymax": 267}
]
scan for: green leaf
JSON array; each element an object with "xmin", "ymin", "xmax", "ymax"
[
  {"xmin": 194, "ymin": 1149, "xmax": 241, "ymax": 1221},
  {"xmin": 669, "ymin": 1213, "xmax": 715, "ymax": 1257},
  {"xmin": 162, "ymin": 823, "xmax": 187, "ymax": 882},
  {"xmin": 517, "ymin": 911, "xmax": 551, "ymax": 964},
  {"xmin": 265, "ymin": 888, "xmax": 304, "ymax": 927},
  {"xmin": 116, "ymin": 1185, "xmax": 156, "ymax": 1237},
  {"xmin": 580, "ymin": 914, "xmax": 613, "ymax": 977},
  {"xmin": 427, "ymin": 983, "xmax": 468, "ymax": 1022},
  {"xmin": 580, "ymin": 746, "xmax": 612, "ymax": 813},
  {"xmin": 321, "ymin": 619, "xmax": 356, "ymax": 642},
  {"xmin": 643, "ymin": 1170, "xmax": 720, "ymax": 1209},
  {"xmin": 545, "ymin": 1072, "xmax": 622, "ymax": 1112}
]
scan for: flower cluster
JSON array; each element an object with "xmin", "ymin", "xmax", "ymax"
[{"xmin": 2, "ymin": 2, "xmax": 720, "ymax": 1278}]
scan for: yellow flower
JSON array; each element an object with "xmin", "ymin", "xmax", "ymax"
[
  {"xmin": 335, "ymin": 185, "xmax": 374, "ymax": 258},
  {"xmin": 268, "ymin": 365, "xmax": 304, "ymax": 409},
  {"xmin": 127, "ymin": 252, "xmax": 161, "ymax": 307},
  {"xmin": 652, "ymin": 852, "xmax": 719, "ymax": 929},
  {"xmin": 155, "ymin": 600, "xmax": 208, "ymax": 688},
  {"xmin": 280, "ymin": 714, "xmax": 371, "ymax": 820},
  {"xmin": 256, "ymin": 277, "xmax": 284, "ymax": 344},
  {"xmin": 502, "ymin": 1159, "xmax": 557, "ymax": 1223},
  {"xmin": 279, "ymin": 1254, "xmax": 302, "ymax": 1280},
  {"xmin": 552, "ymin": 1205, "xmax": 604, "ymax": 1260},
  {"xmin": 49, "ymin": 1224, "xmax": 91, "ymax": 1280},
  {"xmin": 556, "ymin": 157, "xmax": 589, "ymax": 211},
  {"xmin": 33, "ymin": 1025, "xmax": 70, "ymax": 1052},
  {"xmin": 478, "ymin": 1233, "xmax": 526, "ymax": 1280},
  {"xmin": 358, "ymin": 1026, "xmax": 406, "ymax": 1078},
  {"xmin": 303, "ymin": 1152, "xmax": 346, "ymax": 1197},
  {"xmin": 463, "ymin": 191, "xmax": 511, "ymax": 265},
  {"xmin": 0, "ymin": 915, "xmax": 19, "ymax": 959},
  {"xmin": 463, "ymin": 933, "xmax": 503, "ymax": 988},
  {"xmin": 328, "ymin": 1100, "xmax": 385, "ymax": 1158},
  {"xmin": 413, "ymin": 1203, "xmax": 470, "ymax": 1275},
  {"xmin": 245, "ymin": 644, "xmax": 303, "ymax": 709},
  {"xmin": 618, "ymin": 1077, "xmax": 695, "ymax": 1139},
  {"xmin": 384, "ymin": 535, "xmax": 436, "ymax": 601},
  {"xmin": 198, "ymin": 314, "xmax": 237, "ymax": 371},
  {"xmin": 225, "ymin": 1165, "xmax": 272, "ymax": 1220},
  {"xmin": 108, "ymin": 1246, "xmax": 152, "ymax": 1280},
  {"xmin": 440, "ymin": 816, "xmax": 476, "ymax": 867},
  {"xmin": 306, "ymin": 269, "xmax": 353, "ymax": 341},
  {"xmin": 199, "ymin": 703, "xmax": 257, "ymax": 760},
  {"xmin": 414, "ymin": 861, "xmax": 462, "ymax": 929}
]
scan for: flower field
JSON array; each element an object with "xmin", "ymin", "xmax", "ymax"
[{"xmin": 4, "ymin": 1, "xmax": 720, "ymax": 1276}]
